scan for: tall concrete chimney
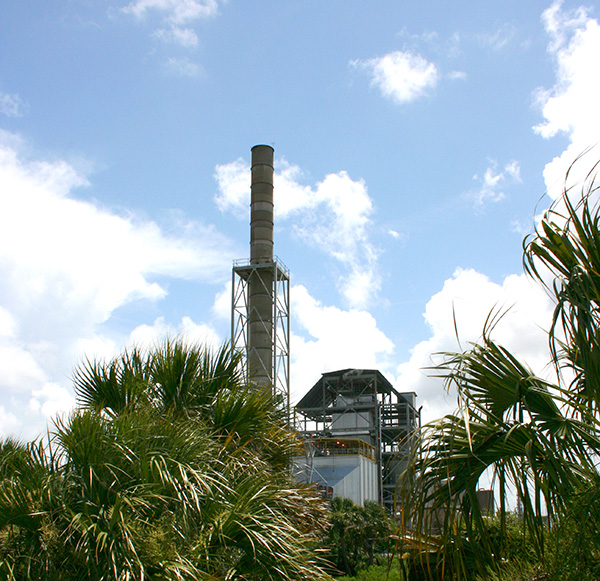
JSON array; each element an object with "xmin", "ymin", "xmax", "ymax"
[
  {"xmin": 250, "ymin": 145, "xmax": 274, "ymax": 264},
  {"xmin": 231, "ymin": 145, "xmax": 289, "ymax": 404},
  {"xmin": 248, "ymin": 145, "xmax": 274, "ymax": 387}
]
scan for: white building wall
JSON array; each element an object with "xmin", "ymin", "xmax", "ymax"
[{"xmin": 309, "ymin": 454, "xmax": 378, "ymax": 506}]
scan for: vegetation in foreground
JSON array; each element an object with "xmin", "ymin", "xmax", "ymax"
[
  {"xmin": 0, "ymin": 341, "xmax": 333, "ymax": 580},
  {"xmin": 398, "ymin": 161, "xmax": 600, "ymax": 580},
  {"xmin": 335, "ymin": 558, "xmax": 412, "ymax": 581},
  {"xmin": 325, "ymin": 497, "xmax": 395, "ymax": 577}
]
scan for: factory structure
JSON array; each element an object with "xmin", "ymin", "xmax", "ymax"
[
  {"xmin": 232, "ymin": 145, "xmax": 420, "ymax": 511},
  {"xmin": 294, "ymin": 370, "xmax": 419, "ymax": 513}
]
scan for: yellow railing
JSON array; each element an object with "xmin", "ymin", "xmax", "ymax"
[{"xmin": 312, "ymin": 438, "xmax": 376, "ymax": 461}]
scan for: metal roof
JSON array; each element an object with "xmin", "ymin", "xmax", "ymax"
[{"xmin": 295, "ymin": 368, "xmax": 402, "ymax": 413}]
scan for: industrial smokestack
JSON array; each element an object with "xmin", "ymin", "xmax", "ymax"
[
  {"xmin": 248, "ymin": 145, "xmax": 275, "ymax": 387},
  {"xmin": 250, "ymin": 145, "xmax": 274, "ymax": 264},
  {"xmin": 231, "ymin": 145, "xmax": 289, "ymax": 401}
]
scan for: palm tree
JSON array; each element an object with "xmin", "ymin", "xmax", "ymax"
[
  {"xmin": 0, "ymin": 340, "xmax": 332, "ymax": 580},
  {"xmin": 400, "ymin": 162, "xmax": 600, "ymax": 579},
  {"xmin": 327, "ymin": 497, "xmax": 394, "ymax": 576}
]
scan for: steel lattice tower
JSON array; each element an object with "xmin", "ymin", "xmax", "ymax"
[{"xmin": 231, "ymin": 145, "xmax": 290, "ymax": 408}]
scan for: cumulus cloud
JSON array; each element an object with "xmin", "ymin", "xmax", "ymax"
[
  {"xmin": 211, "ymin": 281, "xmax": 232, "ymax": 321},
  {"xmin": 465, "ymin": 159, "xmax": 522, "ymax": 206},
  {"xmin": 153, "ymin": 26, "xmax": 199, "ymax": 48},
  {"xmin": 534, "ymin": 1, "xmax": 600, "ymax": 197},
  {"xmin": 215, "ymin": 158, "xmax": 326, "ymax": 220},
  {"xmin": 478, "ymin": 23, "xmax": 518, "ymax": 51},
  {"xmin": 122, "ymin": 0, "xmax": 219, "ymax": 48},
  {"xmin": 448, "ymin": 70, "xmax": 467, "ymax": 81},
  {"xmin": 122, "ymin": 0, "xmax": 219, "ymax": 24},
  {"xmin": 0, "ymin": 91, "xmax": 26, "ymax": 118},
  {"xmin": 0, "ymin": 132, "xmax": 233, "ymax": 437},
  {"xmin": 29, "ymin": 383, "xmax": 75, "ymax": 422},
  {"xmin": 215, "ymin": 158, "xmax": 380, "ymax": 308},
  {"xmin": 0, "ymin": 141, "xmax": 230, "ymax": 320},
  {"xmin": 214, "ymin": 158, "xmax": 252, "ymax": 218},
  {"xmin": 351, "ymin": 50, "xmax": 439, "ymax": 104},
  {"xmin": 0, "ymin": 329, "xmax": 76, "ymax": 438},
  {"xmin": 0, "ymin": 407, "xmax": 20, "ymax": 438},
  {"xmin": 395, "ymin": 269, "xmax": 554, "ymax": 423},
  {"xmin": 128, "ymin": 316, "xmax": 221, "ymax": 349},
  {"xmin": 395, "ymin": 2, "xmax": 599, "ymax": 424},
  {"xmin": 290, "ymin": 285, "xmax": 394, "ymax": 403},
  {"xmin": 165, "ymin": 56, "xmax": 201, "ymax": 77}
]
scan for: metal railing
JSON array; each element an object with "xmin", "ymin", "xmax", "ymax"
[{"xmin": 311, "ymin": 437, "xmax": 376, "ymax": 462}]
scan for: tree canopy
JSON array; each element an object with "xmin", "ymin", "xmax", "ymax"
[
  {"xmin": 0, "ymin": 340, "xmax": 332, "ymax": 580},
  {"xmin": 399, "ymin": 162, "xmax": 600, "ymax": 580}
]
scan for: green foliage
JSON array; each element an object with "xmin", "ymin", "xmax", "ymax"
[
  {"xmin": 336, "ymin": 557, "xmax": 411, "ymax": 581},
  {"xmin": 399, "ymin": 160, "xmax": 600, "ymax": 580},
  {"xmin": 0, "ymin": 340, "xmax": 332, "ymax": 580},
  {"xmin": 326, "ymin": 497, "xmax": 395, "ymax": 577},
  {"xmin": 475, "ymin": 498, "xmax": 600, "ymax": 581},
  {"xmin": 542, "ymin": 480, "xmax": 600, "ymax": 581}
]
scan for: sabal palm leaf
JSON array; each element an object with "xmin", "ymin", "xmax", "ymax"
[
  {"xmin": 73, "ymin": 347, "xmax": 150, "ymax": 416},
  {"xmin": 1, "ymin": 339, "xmax": 332, "ymax": 580},
  {"xmin": 0, "ymin": 438, "xmax": 55, "ymax": 538},
  {"xmin": 402, "ymin": 333, "xmax": 600, "ymax": 577},
  {"xmin": 209, "ymin": 384, "xmax": 299, "ymax": 470},
  {"xmin": 402, "ymin": 163, "xmax": 600, "ymax": 579},
  {"xmin": 149, "ymin": 340, "xmax": 244, "ymax": 415},
  {"xmin": 524, "ymin": 167, "xmax": 600, "ymax": 408},
  {"xmin": 196, "ymin": 467, "xmax": 330, "ymax": 580}
]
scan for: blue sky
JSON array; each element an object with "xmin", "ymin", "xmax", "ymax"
[{"xmin": 0, "ymin": 0, "xmax": 598, "ymax": 438}]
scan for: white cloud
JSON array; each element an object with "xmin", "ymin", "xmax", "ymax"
[
  {"xmin": 0, "ymin": 342, "xmax": 46, "ymax": 393},
  {"xmin": 534, "ymin": 1, "xmax": 600, "ymax": 198},
  {"xmin": 214, "ymin": 157, "xmax": 252, "ymax": 218},
  {"xmin": 0, "ymin": 407, "xmax": 20, "ymax": 438},
  {"xmin": 0, "ymin": 334, "xmax": 75, "ymax": 438},
  {"xmin": 395, "ymin": 269, "xmax": 554, "ymax": 423},
  {"xmin": 214, "ymin": 158, "xmax": 317, "ymax": 220},
  {"xmin": 215, "ymin": 159, "xmax": 380, "ymax": 308},
  {"xmin": 290, "ymin": 285, "xmax": 394, "ymax": 403},
  {"xmin": 122, "ymin": 0, "xmax": 219, "ymax": 25},
  {"xmin": 478, "ymin": 23, "xmax": 518, "ymax": 51},
  {"xmin": 211, "ymin": 281, "xmax": 232, "ymax": 321},
  {"xmin": 0, "ymin": 306, "xmax": 16, "ymax": 337},
  {"xmin": 540, "ymin": 1, "xmax": 591, "ymax": 54},
  {"xmin": 466, "ymin": 159, "xmax": 521, "ymax": 206},
  {"xmin": 0, "ymin": 132, "xmax": 233, "ymax": 437},
  {"xmin": 165, "ymin": 57, "xmax": 201, "ymax": 77},
  {"xmin": 128, "ymin": 316, "xmax": 221, "ymax": 349},
  {"xmin": 74, "ymin": 335, "xmax": 119, "ymax": 363},
  {"xmin": 154, "ymin": 26, "xmax": 199, "ymax": 47},
  {"xmin": 510, "ymin": 218, "xmax": 534, "ymax": 238},
  {"xmin": 30, "ymin": 383, "xmax": 75, "ymax": 421},
  {"xmin": 122, "ymin": 0, "xmax": 219, "ymax": 52},
  {"xmin": 0, "ymin": 146, "xmax": 227, "ymax": 322},
  {"xmin": 352, "ymin": 50, "xmax": 439, "ymax": 104},
  {"xmin": 448, "ymin": 32, "xmax": 462, "ymax": 58},
  {"xmin": 0, "ymin": 91, "xmax": 26, "ymax": 118},
  {"xmin": 448, "ymin": 70, "xmax": 467, "ymax": 81}
]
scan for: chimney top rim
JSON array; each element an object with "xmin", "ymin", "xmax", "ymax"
[{"xmin": 251, "ymin": 144, "xmax": 274, "ymax": 153}]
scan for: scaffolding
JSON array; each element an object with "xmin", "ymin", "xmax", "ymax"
[
  {"xmin": 231, "ymin": 256, "xmax": 290, "ymax": 408},
  {"xmin": 295, "ymin": 369, "xmax": 419, "ymax": 512}
]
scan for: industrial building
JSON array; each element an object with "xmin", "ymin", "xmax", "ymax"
[
  {"xmin": 294, "ymin": 369, "xmax": 419, "ymax": 512},
  {"xmin": 231, "ymin": 146, "xmax": 419, "ymax": 512}
]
